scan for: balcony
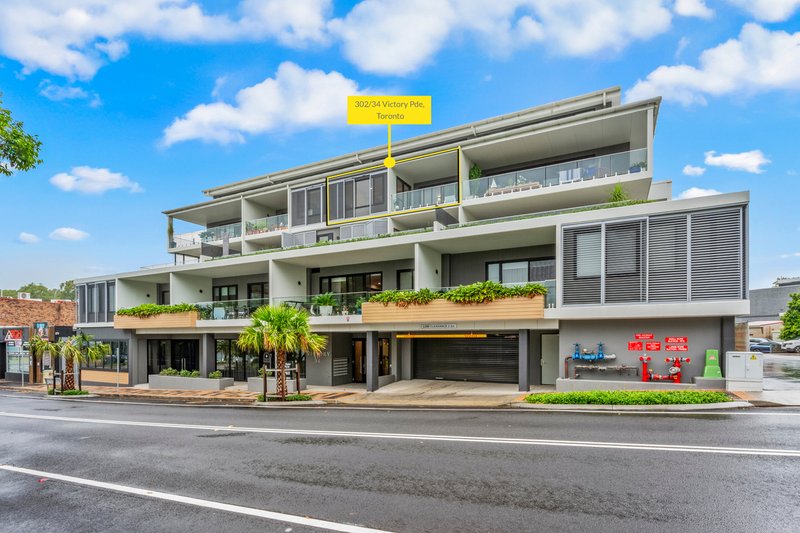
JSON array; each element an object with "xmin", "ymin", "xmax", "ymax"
[
  {"xmin": 171, "ymin": 222, "xmax": 242, "ymax": 248},
  {"xmin": 392, "ymin": 182, "xmax": 458, "ymax": 212},
  {"xmin": 245, "ymin": 214, "xmax": 289, "ymax": 236},
  {"xmin": 196, "ymin": 298, "xmax": 268, "ymax": 320},
  {"xmin": 272, "ymin": 291, "xmax": 373, "ymax": 317},
  {"xmin": 463, "ymin": 148, "xmax": 648, "ymax": 200}
]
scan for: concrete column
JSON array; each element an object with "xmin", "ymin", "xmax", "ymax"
[
  {"xmin": 366, "ymin": 331, "xmax": 379, "ymax": 392},
  {"xmin": 414, "ymin": 243, "xmax": 441, "ymax": 290},
  {"xmin": 518, "ymin": 330, "xmax": 530, "ymax": 392},
  {"xmin": 199, "ymin": 333, "xmax": 215, "ymax": 378},
  {"xmin": 269, "ymin": 259, "xmax": 307, "ymax": 304}
]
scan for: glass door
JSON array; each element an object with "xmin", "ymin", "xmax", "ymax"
[
  {"xmin": 352, "ymin": 339, "xmax": 365, "ymax": 383},
  {"xmin": 172, "ymin": 340, "xmax": 199, "ymax": 372}
]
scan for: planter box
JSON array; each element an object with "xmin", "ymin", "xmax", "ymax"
[
  {"xmin": 247, "ymin": 376, "xmax": 307, "ymax": 394},
  {"xmin": 361, "ymin": 296, "xmax": 544, "ymax": 324},
  {"xmin": 149, "ymin": 375, "xmax": 234, "ymax": 391},
  {"xmin": 114, "ymin": 311, "xmax": 198, "ymax": 329}
]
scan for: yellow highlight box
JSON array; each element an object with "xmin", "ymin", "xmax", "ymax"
[{"xmin": 347, "ymin": 96, "xmax": 431, "ymax": 125}]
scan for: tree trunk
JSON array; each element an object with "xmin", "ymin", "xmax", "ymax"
[
  {"xmin": 64, "ymin": 358, "xmax": 75, "ymax": 390},
  {"xmin": 276, "ymin": 350, "xmax": 287, "ymax": 400},
  {"xmin": 77, "ymin": 361, "xmax": 82, "ymax": 391}
]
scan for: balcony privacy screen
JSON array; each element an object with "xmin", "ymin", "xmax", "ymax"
[{"xmin": 561, "ymin": 206, "xmax": 745, "ymax": 305}]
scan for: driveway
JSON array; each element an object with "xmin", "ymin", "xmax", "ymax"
[{"xmin": 763, "ymin": 353, "xmax": 800, "ymax": 390}]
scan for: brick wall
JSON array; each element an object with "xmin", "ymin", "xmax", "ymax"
[{"xmin": 0, "ymin": 298, "xmax": 76, "ymax": 330}]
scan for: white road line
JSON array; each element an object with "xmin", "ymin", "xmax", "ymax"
[
  {"xmin": 3, "ymin": 393, "xmax": 800, "ymax": 416},
  {"xmin": 2, "ymin": 411, "xmax": 799, "ymax": 457},
  {"xmin": 0, "ymin": 464, "xmax": 391, "ymax": 533}
]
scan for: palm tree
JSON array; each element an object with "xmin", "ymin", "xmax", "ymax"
[
  {"xmin": 59, "ymin": 333, "xmax": 111, "ymax": 391},
  {"xmin": 237, "ymin": 305, "xmax": 326, "ymax": 400},
  {"xmin": 28, "ymin": 335, "xmax": 60, "ymax": 384}
]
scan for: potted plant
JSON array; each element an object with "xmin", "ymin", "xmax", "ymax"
[
  {"xmin": 312, "ymin": 292, "xmax": 337, "ymax": 316},
  {"xmin": 468, "ymin": 163, "xmax": 486, "ymax": 197},
  {"xmin": 355, "ymin": 297, "xmax": 366, "ymax": 315}
]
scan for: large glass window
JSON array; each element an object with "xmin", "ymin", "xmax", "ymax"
[
  {"xmin": 328, "ymin": 171, "xmax": 388, "ymax": 221},
  {"xmin": 213, "ymin": 285, "xmax": 238, "ymax": 301},
  {"xmin": 397, "ymin": 269, "xmax": 414, "ymax": 290},
  {"xmin": 487, "ymin": 259, "xmax": 555, "ymax": 283},
  {"xmin": 106, "ymin": 282, "xmax": 116, "ymax": 321},
  {"xmin": 291, "ymin": 184, "xmax": 326, "ymax": 227},
  {"xmin": 247, "ymin": 282, "xmax": 268, "ymax": 304},
  {"xmin": 320, "ymin": 272, "xmax": 382, "ymax": 294},
  {"xmin": 87, "ymin": 340, "xmax": 128, "ymax": 371}
]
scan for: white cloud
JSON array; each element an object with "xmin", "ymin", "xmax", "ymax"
[
  {"xmin": 682, "ymin": 164, "xmax": 706, "ymax": 176},
  {"xmin": 211, "ymin": 76, "xmax": 228, "ymax": 98},
  {"xmin": 18, "ymin": 232, "xmax": 40, "ymax": 244},
  {"xmin": 329, "ymin": 0, "xmax": 673, "ymax": 76},
  {"xmin": 727, "ymin": 0, "xmax": 800, "ymax": 22},
  {"xmin": 626, "ymin": 24, "xmax": 800, "ymax": 106},
  {"xmin": 674, "ymin": 0, "xmax": 714, "ymax": 18},
  {"xmin": 677, "ymin": 187, "xmax": 721, "ymax": 199},
  {"xmin": 38, "ymin": 79, "xmax": 101, "ymax": 106},
  {"xmin": 704, "ymin": 150, "xmax": 770, "ymax": 174},
  {"xmin": 780, "ymin": 252, "xmax": 800, "ymax": 259},
  {"xmin": 0, "ymin": 0, "xmax": 331, "ymax": 80},
  {"xmin": 49, "ymin": 227, "xmax": 90, "ymax": 241},
  {"xmin": 162, "ymin": 62, "xmax": 365, "ymax": 146},
  {"xmin": 50, "ymin": 166, "xmax": 143, "ymax": 194}
]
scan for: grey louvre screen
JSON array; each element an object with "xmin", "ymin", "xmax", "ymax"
[
  {"xmin": 605, "ymin": 219, "xmax": 646, "ymax": 303},
  {"xmin": 648, "ymin": 215, "xmax": 688, "ymax": 301},
  {"xmin": 562, "ymin": 225, "xmax": 602, "ymax": 305},
  {"xmin": 690, "ymin": 208, "xmax": 743, "ymax": 300},
  {"xmin": 413, "ymin": 336, "xmax": 518, "ymax": 383}
]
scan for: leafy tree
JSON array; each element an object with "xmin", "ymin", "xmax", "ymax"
[
  {"xmin": 56, "ymin": 280, "xmax": 75, "ymax": 300},
  {"xmin": 59, "ymin": 333, "xmax": 110, "ymax": 391},
  {"xmin": 17, "ymin": 282, "xmax": 53, "ymax": 300},
  {"xmin": 780, "ymin": 293, "xmax": 800, "ymax": 341},
  {"xmin": 237, "ymin": 305, "xmax": 326, "ymax": 400},
  {"xmin": 0, "ymin": 94, "xmax": 42, "ymax": 176}
]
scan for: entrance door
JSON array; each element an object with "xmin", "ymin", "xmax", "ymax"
[
  {"xmin": 352, "ymin": 339, "xmax": 365, "ymax": 383},
  {"xmin": 172, "ymin": 340, "xmax": 199, "ymax": 372},
  {"xmin": 541, "ymin": 334, "xmax": 559, "ymax": 385}
]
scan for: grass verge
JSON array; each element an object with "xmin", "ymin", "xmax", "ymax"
[
  {"xmin": 524, "ymin": 390, "xmax": 731, "ymax": 405},
  {"xmin": 48, "ymin": 389, "xmax": 90, "ymax": 396},
  {"xmin": 257, "ymin": 393, "xmax": 313, "ymax": 402}
]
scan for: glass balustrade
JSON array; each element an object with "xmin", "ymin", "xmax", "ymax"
[
  {"xmin": 464, "ymin": 148, "xmax": 648, "ymax": 200},
  {"xmin": 246, "ymin": 214, "xmax": 289, "ymax": 236},
  {"xmin": 392, "ymin": 182, "xmax": 458, "ymax": 212},
  {"xmin": 271, "ymin": 291, "xmax": 374, "ymax": 317},
  {"xmin": 196, "ymin": 298, "xmax": 269, "ymax": 320}
]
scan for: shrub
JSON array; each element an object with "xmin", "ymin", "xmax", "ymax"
[
  {"xmin": 208, "ymin": 370, "xmax": 223, "ymax": 379},
  {"xmin": 178, "ymin": 369, "xmax": 200, "ymax": 378},
  {"xmin": 257, "ymin": 367, "xmax": 275, "ymax": 377},
  {"xmin": 312, "ymin": 292, "xmax": 337, "ymax": 306},
  {"xmin": 62, "ymin": 389, "xmax": 90, "ymax": 396},
  {"xmin": 258, "ymin": 393, "xmax": 313, "ymax": 402},
  {"xmin": 116, "ymin": 303, "xmax": 198, "ymax": 318},
  {"xmin": 525, "ymin": 390, "xmax": 731, "ymax": 405},
  {"xmin": 159, "ymin": 368, "xmax": 179, "ymax": 376},
  {"xmin": 368, "ymin": 281, "xmax": 547, "ymax": 307}
]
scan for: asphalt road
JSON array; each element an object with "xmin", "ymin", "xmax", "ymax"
[{"xmin": 2, "ymin": 393, "xmax": 800, "ymax": 532}]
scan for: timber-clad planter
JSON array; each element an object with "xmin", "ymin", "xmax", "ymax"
[
  {"xmin": 114, "ymin": 311, "xmax": 198, "ymax": 329},
  {"xmin": 361, "ymin": 295, "xmax": 544, "ymax": 324}
]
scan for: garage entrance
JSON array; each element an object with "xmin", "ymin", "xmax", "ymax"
[{"xmin": 413, "ymin": 334, "xmax": 518, "ymax": 383}]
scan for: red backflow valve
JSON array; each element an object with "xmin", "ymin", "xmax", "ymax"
[{"xmin": 640, "ymin": 355, "xmax": 691, "ymax": 383}]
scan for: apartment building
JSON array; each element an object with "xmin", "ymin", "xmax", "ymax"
[{"xmin": 74, "ymin": 87, "xmax": 749, "ymax": 391}]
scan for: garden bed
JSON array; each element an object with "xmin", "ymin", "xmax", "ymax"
[
  {"xmin": 149, "ymin": 374, "xmax": 234, "ymax": 391},
  {"xmin": 525, "ymin": 390, "xmax": 731, "ymax": 405}
]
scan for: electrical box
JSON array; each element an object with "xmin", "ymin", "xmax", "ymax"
[{"xmin": 725, "ymin": 351, "xmax": 763, "ymax": 392}]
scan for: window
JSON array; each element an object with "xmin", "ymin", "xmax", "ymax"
[
  {"xmin": 159, "ymin": 289, "xmax": 170, "ymax": 305},
  {"xmin": 213, "ymin": 285, "xmax": 238, "ymax": 302},
  {"xmin": 291, "ymin": 184, "xmax": 326, "ymax": 227},
  {"xmin": 397, "ymin": 269, "xmax": 414, "ymax": 290},
  {"xmin": 247, "ymin": 282, "xmax": 268, "ymax": 303},
  {"xmin": 320, "ymin": 272, "xmax": 382, "ymax": 295},
  {"xmin": 486, "ymin": 259, "xmax": 555, "ymax": 283},
  {"xmin": 87, "ymin": 340, "xmax": 128, "ymax": 371},
  {"xmin": 328, "ymin": 171, "xmax": 388, "ymax": 221},
  {"xmin": 576, "ymin": 232, "xmax": 602, "ymax": 277},
  {"xmin": 106, "ymin": 282, "xmax": 116, "ymax": 321}
]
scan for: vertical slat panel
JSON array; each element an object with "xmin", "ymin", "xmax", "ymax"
[
  {"xmin": 562, "ymin": 225, "xmax": 601, "ymax": 305},
  {"xmin": 647, "ymin": 215, "xmax": 688, "ymax": 301},
  {"xmin": 690, "ymin": 208, "xmax": 743, "ymax": 300}
]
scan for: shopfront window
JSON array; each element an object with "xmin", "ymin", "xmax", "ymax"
[
  {"xmin": 86, "ymin": 340, "xmax": 128, "ymax": 371},
  {"xmin": 379, "ymin": 338, "xmax": 391, "ymax": 376}
]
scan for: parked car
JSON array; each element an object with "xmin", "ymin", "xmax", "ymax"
[
  {"xmin": 781, "ymin": 339, "xmax": 800, "ymax": 353},
  {"xmin": 749, "ymin": 337, "xmax": 782, "ymax": 353}
]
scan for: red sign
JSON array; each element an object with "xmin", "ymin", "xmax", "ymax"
[
  {"xmin": 665, "ymin": 337, "xmax": 688, "ymax": 343},
  {"xmin": 635, "ymin": 333, "xmax": 654, "ymax": 340},
  {"xmin": 628, "ymin": 341, "xmax": 644, "ymax": 351},
  {"xmin": 666, "ymin": 345, "xmax": 689, "ymax": 352},
  {"xmin": 645, "ymin": 342, "xmax": 661, "ymax": 351}
]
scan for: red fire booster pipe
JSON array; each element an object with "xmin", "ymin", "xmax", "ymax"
[{"xmin": 642, "ymin": 356, "xmax": 691, "ymax": 383}]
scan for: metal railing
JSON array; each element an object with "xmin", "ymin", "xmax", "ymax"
[
  {"xmin": 246, "ymin": 214, "xmax": 289, "ymax": 236},
  {"xmin": 272, "ymin": 291, "xmax": 374, "ymax": 316},
  {"xmin": 464, "ymin": 148, "xmax": 648, "ymax": 200},
  {"xmin": 392, "ymin": 182, "xmax": 458, "ymax": 212}
]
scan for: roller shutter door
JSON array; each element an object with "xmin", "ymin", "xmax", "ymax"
[{"xmin": 413, "ymin": 336, "xmax": 518, "ymax": 383}]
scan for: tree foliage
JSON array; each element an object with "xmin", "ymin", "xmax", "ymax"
[
  {"xmin": 0, "ymin": 94, "xmax": 42, "ymax": 176},
  {"xmin": 1, "ymin": 280, "xmax": 76, "ymax": 300},
  {"xmin": 780, "ymin": 293, "xmax": 800, "ymax": 340}
]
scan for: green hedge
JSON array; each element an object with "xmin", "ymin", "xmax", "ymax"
[
  {"xmin": 525, "ymin": 390, "xmax": 731, "ymax": 405},
  {"xmin": 369, "ymin": 281, "xmax": 548, "ymax": 307},
  {"xmin": 48, "ymin": 389, "xmax": 90, "ymax": 396},
  {"xmin": 158, "ymin": 368, "xmax": 200, "ymax": 378},
  {"xmin": 257, "ymin": 393, "xmax": 313, "ymax": 402},
  {"xmin": 116, "ymin": 303, "xmax": 198, "ymax": 318}
]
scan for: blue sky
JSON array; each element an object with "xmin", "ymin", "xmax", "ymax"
[{"xmin": 0, "ymin": 0, "xmax": 798, "ymax": 290}]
